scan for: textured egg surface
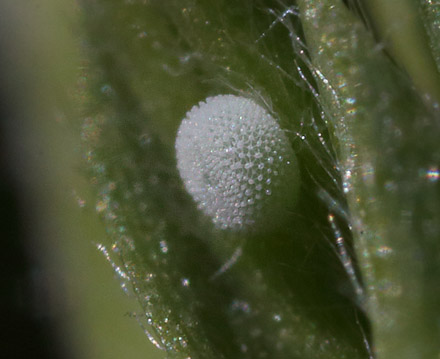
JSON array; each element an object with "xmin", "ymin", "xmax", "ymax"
[{"xmin": 175, "ymin": 95, "xmax": 298, "ymax": 231}]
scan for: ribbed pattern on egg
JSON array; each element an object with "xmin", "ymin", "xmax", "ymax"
[{"xmin": 175, "ymin": 95, "xmax": 297, "ymax": 231}]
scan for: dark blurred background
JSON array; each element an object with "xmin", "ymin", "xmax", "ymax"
[{"xmin": 0, "ymin": 2, "xmax": 163, "ymax": 358}]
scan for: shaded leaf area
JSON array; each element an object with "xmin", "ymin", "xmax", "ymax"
[
  {"xmin": 299, "ymin": 0, "xmax": 440, "ymax": 358},
  {"xmin": 80, "ymin": 1, "xmax": 370, "ymax": 358}
]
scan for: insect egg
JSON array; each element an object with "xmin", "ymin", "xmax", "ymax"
[{"xmin": 175, "ymin": 94, "xmax": 300, "ymax": 232}]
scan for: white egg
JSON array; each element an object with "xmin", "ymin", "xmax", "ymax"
[{"xmin": 175, "ymin": 94, "xmax": 299, "ymax": 232}]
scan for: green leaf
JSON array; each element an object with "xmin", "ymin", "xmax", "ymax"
[
  {"xmin": 299, "ymin": 0, "xmax": 440, "ymax": 358},
  {"xmin": 79, "ymin": 1, "xmax": 371, "ymax": 358}
]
